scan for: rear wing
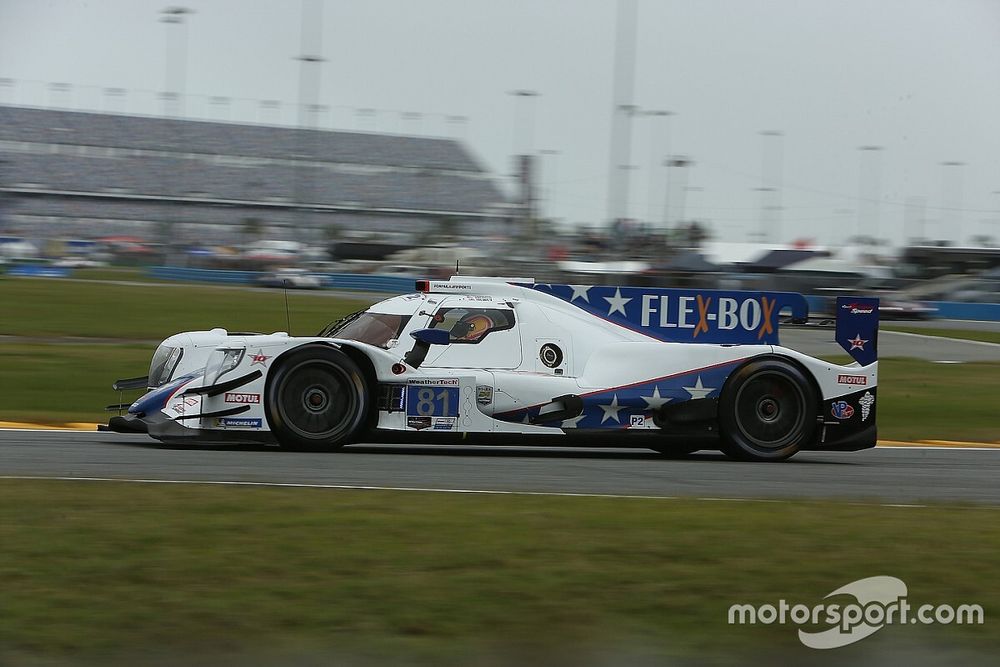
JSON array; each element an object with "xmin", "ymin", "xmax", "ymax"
[{"xmin": 835, "ymin": 296, "xmax": 879, "ymax": 365}]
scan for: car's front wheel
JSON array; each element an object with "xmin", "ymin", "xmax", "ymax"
[
  {"xmin": 718, "ymin": 358, "xmax": 817, "ymax": 461},
  {"xmin": 265, "ymin": 346, "xmax": 369, "ymax": 451}
]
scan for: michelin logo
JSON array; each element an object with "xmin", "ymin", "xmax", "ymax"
[{"xmin": 218, "ymin": 418, "xmax": 262, "ymax": 429}]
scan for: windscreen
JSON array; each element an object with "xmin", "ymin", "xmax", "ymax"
[{"xmin": 322, "ymin": 311, "xmax": 411, "ymax": 349}]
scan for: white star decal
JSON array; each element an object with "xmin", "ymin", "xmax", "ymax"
[
  {"xmin": 682, "ymin": 376, "xmax": 715, "ymax": 400},
  {"xmin": 603, "ymin": 288, "xmax": 632, "ymax": 316},
  {"xmin": 561, "ymin": 414, "xmax": 586, "ymax": 428},
  {"xmin": 568, "ymin": 285, "xmax": 591, "ymax": 303},
  {"xmin": 640, "ymin": 386, "xmax": 672, "ymax": 411},
  {"xmin": 848, "ymin": 334, "xmax": 868, "ymax": 351},
  {"xmin": 598, "ymin": 394, "xmax": 626, "ymax": 424}
]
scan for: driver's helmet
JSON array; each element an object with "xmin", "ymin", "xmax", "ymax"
[{"xmin": 450, "ymin": 312, "xmax": 495, "ymax": 342}]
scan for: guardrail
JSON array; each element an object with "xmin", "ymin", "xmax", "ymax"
[
  {"xmin": 148, "ymin": 266, "xmax": 414, "ymax": 293},
  {"xmin": 6, "ymin": 265, "xmax": 72, "ymax": 278},
  {"xmin": 149, "ymin": 266, "xmax": 261, "ymax": 284},
  {"xmin": 927, "ymin": 301, "xmax": 1000, "ymax": 321}
]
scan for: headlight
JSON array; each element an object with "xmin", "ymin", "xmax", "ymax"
[
  {"xmin": 148, "ymin": 346, "xmax": 183, "ymax": 388},
  {"xmin": 205, "ymin": 348, "xmax": 245, "ymax": 384}
]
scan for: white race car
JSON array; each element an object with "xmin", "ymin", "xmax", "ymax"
[{"xmin": 104, "ymin": 277, "xmax": 879, "ymax": 461}]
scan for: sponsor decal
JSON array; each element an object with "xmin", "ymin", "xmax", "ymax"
[
  {"xmin": 224, "ymin": 392, "xmax": 260, "ymax": 404},
  {"xmin": 169, "ymin": 396, "xmax": 199, "ymax": 413},
  {"xmin": 527, "ymin": 284, "xmax": 808, "ymax": 345},
  {"xmin": 837, "ymin": 374, "xmax": 867, "ymax": 386},
  {"xmin": 249, "ymin": 349, "xmax": 271, "ymax": 367},
  {"xmin": 407, "ymin": 416, "xmax": 431, "ymax": 430},
  {"xmin": 859, "ymin": 391, "xmax": 875, "ymax": 421},
  {"xmin": 407, "ymin": 378, "xmax": 460, "ymax": 386},
  {"xmin": 218, "ymin": 417, "xmax": 262, "ymax": 428},
  {"xmin": 847, "ymin": 334, "xmax": 868, "ymax": 351},
  {"xmin": 831, "ymin": 401, "xmax": 855, "ymax": 420},
  {"xmin": 432, "ymin": 417, "xmax": 457, "ymax": 431},
  {"xmin": 842, "ymin": 302, "xmax": 876, "ymax": 315},
  {"xmin": 476, "ymin": 384, "xmax": 494, "ymax": 405},
  {"xmin": 638, "ymin": 293, "xmax": 777, "ymax": 340},
  {"xmin": 430, "ymin": 282, "xmax": 471, "ymax": 290}
]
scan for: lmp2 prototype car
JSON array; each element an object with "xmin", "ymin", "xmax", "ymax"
[{"xmin": 105, "ymin": 277, "xmax": 879, "ymax": 461}]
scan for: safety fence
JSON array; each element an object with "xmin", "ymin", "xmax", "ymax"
[{"xmin": 147, "ymin": 266, "xmax": 415, "ymax": 293}]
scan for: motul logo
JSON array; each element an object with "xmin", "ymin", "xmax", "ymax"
[
  {"xmin": 225, "ymin": 392, "xmax": 261, "ymax": 404},
  {"xmin": 837, "ymin": 375, "xmax": 867, "ymax": 385}
]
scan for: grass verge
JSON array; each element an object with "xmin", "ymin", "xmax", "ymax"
[
  {"xmin": 882, "ymin": 325, "xmax": 1000, "ymax": 345},
  {"xmin": 0, "ymin": 277, "xmax": 373, "ymax": 339},
  {"xmin": 0, "ymin": 480, "xmax": 996, "ymax": 664},
  {"xmin": 875, "ymin": 358, "xmax": 1000, "ymax": 441},
  {"xmin": 0, "ymin": 344, "xmax": 154, "ymax": 424}
]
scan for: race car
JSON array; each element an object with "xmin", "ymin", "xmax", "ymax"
[{"xmin": 104, "ymin": 276, "xmax": 879, "ymax": 461}]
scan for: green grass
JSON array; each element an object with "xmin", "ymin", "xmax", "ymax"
[
  {"xmin": 70, "ymin": 266, "xmax": 151, "ymax": 282},
  {"xmin": 0, "ymin": 277, "xmax": 373, "ymax": 339},
  {"xmin": 883, "ymin": 325, "xmax": 1000, "ymax": 345},
  {"xmin": 876, "ymin": 358, "xmax": 1000, "ymax": 441},
  {"xmin": 0, "ymin": 344, "xmax": 154, "ymax": 424},
  {"xmin": 0, "ymin": 480, "xmax": 996, "ymax": 663}
]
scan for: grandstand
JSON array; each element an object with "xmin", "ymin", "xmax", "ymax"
[{"xmin": 0, "ymin": 106, "xmax": 511, "ymax": 243}]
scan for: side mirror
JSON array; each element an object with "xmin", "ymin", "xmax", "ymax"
[
  {"xmin": 410, "ymin": 328, "xmax": 450, "ymax": 346},
  {"xmin": 404, "ymin": 328, "xmax": 450, "ymax": 369}
]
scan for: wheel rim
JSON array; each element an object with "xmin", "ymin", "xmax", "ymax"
[
  {"xmin": 274, "ymin": 359, "xmax": 359, "ymax": 440},
  {"xmin": 733, "ymin": 370, "xmax": 807, "ymax": 449}
]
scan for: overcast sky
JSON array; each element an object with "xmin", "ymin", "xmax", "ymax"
[{"xmin": 2, "ymin": 0, "xmax": 999, "ymax": 245}]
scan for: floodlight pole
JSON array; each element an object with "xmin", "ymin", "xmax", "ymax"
[
  {"xmin": 293, "ymin": 0, "xmax": 326, "ymax": 246},
  {"xmin": 643, "ymin": 110, "xmax": 673, "ymax": 229},
  {"xmin": 160, "ymin": 7, "xmax": 193, "ymax": 117},
  {"xmin": 857, "ymin": 145, "xmax": 884, "ymax": 242},
  {"xmin": 940, "ymin": 161, "xmax": 966, "ymax": 245}
]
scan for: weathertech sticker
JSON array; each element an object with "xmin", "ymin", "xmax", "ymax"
[
  {"xmin": 407, "ymin": 378, "xmax": 460, "ymax": 386},
  {"xmin": 224, "ymin": 392, "xmax": 261, "ymax": 404}
]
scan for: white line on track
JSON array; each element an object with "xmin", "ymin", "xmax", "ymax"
[{"xmin": 1, "ymin": 475, "xmax": 998, "ymax": 509}]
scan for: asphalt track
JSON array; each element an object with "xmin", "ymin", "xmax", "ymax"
[{"xmin": 2, "ymin": 430, "xmax": 999, "ymax": 505}]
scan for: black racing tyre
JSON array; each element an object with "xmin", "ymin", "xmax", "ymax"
[
  {"xmin": 718, "ymin": 358, "xmax": 818, "ymax": 462},
  {"xmin": 265, "ymin": 346, "xmax": 369, "ymax": 451}
]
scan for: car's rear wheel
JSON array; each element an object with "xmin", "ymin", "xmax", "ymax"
[
  {"xmin": 265, "ymin": 346, "xmax": 369, "ymax": 451},
  {"xmin": 718, "ymin": 358, "xmax": 817, "ymax": 461}
]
